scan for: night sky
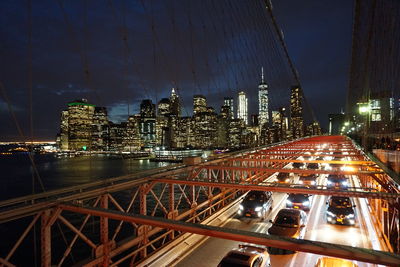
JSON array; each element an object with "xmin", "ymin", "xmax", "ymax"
[{"xmin": 0, "ymin": 0, "xmax": 353, "ymax": 141}]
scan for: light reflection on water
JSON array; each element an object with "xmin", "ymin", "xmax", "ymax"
[{"xmin": 0, "ymin": 154, "xmax": 168, "ymax": 200}]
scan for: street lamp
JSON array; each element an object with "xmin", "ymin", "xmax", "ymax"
[{"xmin": 357, "ymin": 102, "xmax": 371, "ymax": 150}]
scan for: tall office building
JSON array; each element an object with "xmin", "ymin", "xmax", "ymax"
[
  {"xmin": 193, "ymin": 95, "xmax": 207, "ymax": 115},
  {"xmin": 237, "ymin": 91, "xmax": 248, "ymax": 125},
  {"xmin": 170, "ymin": 88, "xmax": 181, "ymax": 117},
  {"xmin": 92, "ymin": 107, "xmax": 109, "ymax": 151},
  {"xmin": 290, "ymin": 86, "xmax": 304, "ymax": 139},
  {"xmin": 59, "ymin": 110, "xmax": 69, "ymax": 150},
  {"xmin": 157, "ymin": 98, "xmax": 170, "ymax": 117},
  {"xmin": 140, "ymin": 99, "xmax": 156, "ymax": 118},
  {"xmin": 368, "ymin": 90, "xmax": 395, "ymax": 134},
  {"xmin": 258, "ymin": 67, "xmax": 269, "ymax": 127},
  {"xmin": 224, "ymin": 97, "xmax": 234, "ymax": 119},
  {"xmin": 63, "ymin": 99, "xmax": 96, "ymax": 150},
  {"xmin": 328, "ymin": 113, "xmax": 345, "ymax": 135}
]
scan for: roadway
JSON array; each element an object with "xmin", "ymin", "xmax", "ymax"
[{"xmin": 174, "ymin": 161, "xmax": 388, "ymax": 267}]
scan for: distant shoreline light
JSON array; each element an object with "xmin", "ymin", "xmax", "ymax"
[{"xmin": 0, "ymin": 141, "xmax": 57, "ymax": 145}]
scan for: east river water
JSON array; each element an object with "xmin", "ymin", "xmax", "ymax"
[
  {"xmin": 0, "ymin": 152, "xmax": 169, "ymax": 201},
  {"xmin": 0, "ymin": 149, "xmax": 171, "ymax": 266}
]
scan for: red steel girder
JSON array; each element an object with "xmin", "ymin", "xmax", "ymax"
[
  {"xmin": 58, "ymin": 204, "xmax": 400, "ymax": 266},
  {"xmin": 197, "ymin": 165, "xmax": 384, "ymax": 175},
  {"xmin": 245, "ymin": 153, "xmax": 362, "ymax": 158},
  {"xmin": 154, "ymin": 178, "xmax": 399, "ymax": 200},
  {"xmin": 227, "ymin": 158, "xmax": 374, "ymax": 165}
]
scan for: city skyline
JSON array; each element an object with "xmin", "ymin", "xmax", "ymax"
[{"xmin": 57, "ymin": 82, "xmax": 319, "ymax": 151}]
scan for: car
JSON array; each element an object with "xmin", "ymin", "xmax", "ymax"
[
  {"xmin": 328, "ymin": 157, "xmax": 344, "ymax": 171},
  {"xmin": 326, "ymin": 196, "xmax": 356, "ymax": 225},
  {"xmin": 298, "ymin": 174, "xmax": 318, "ymax": 187},
  {"xmin": 218, "ymin": 244, "xmax": 270, "ymax": 267},
  {"xmin": 275, "ymin": 172, "xmax": 291, "ymax": 184},
  {"xmin": 307, "ymin": 163, "xmax": 319, "ymax": 170},
  {"xmin": 315, "ymin": 257, "xmax": 358, "ymax": 267},
  {"xmin": 238, "ymin": 191, "xmax": 273, "ymax": 220},
  {"xmin": 327, "ymin": 175, "xmax": 348, "ymax": 189},
  {"xmin": 267, "ymin": 208, "xmax": 307, "ymax": 254},
  {"xmin": 286, "ymin": 193, "xmax": 312, "ymax": 211},
  {"xmin": 292, "ymin": 162, "xmax": 305, "ymax": 169}
]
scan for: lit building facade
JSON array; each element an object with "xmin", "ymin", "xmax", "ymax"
[
  {"xmin": 224, "ymin": 97, "xmax": 234, "ymax": 119},
  {"xmin": 66, "ymin": 99, "xmax": 95, "ymax": 151},
  {"xmin": 91, "ymin": 107, "xmax": 109, "ymax": 151},
  {"xmin": 60, "ymin": 110, "xmax": 69, "ymax": 150},
  {"xmin": 290, "ymin": 86, "xmax": 304, "ymax": 139},
  {"xmin": 124, "ymin": 115, "xmax": 141, "ymax": 151},
  {"xmin": 170, "ymin": 88, "xmax": 181, "ymax": 117},
  {"xmin": 237, "ymin": 91, "xmax": 248, "ymax": 125},
  {"xmin": 369, "ymin": 91, "xmax": 395, "ymax": 134},
  {"xmin": 157, "ymin": 98, "xmax": 170, "ymax": 116},
  {"xmin": 193, "ymin": 95, "xmax": 207, "ymax": 115},
  {"xmin": 258, "ymin": 67, "xmax": 269, "ymax": 127}
]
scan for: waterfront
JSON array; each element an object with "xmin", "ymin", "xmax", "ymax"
[{"xmin": 0, "ymin": 152, "xmax": 169, "ymax": 201}]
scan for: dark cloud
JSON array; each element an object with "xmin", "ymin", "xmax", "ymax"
[{"xmin": 0, "ymin": 0, "xmax": 353, "ymax": 140}]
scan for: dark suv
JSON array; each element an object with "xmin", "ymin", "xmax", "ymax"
[
  {"xmin": 286, "ymin": 193, "xmax": 312, "ymax": 211},
  {"xmin": 298, "ymin": 174, "xmax": 317, "ymax": 187},
  {"xmin": 307, "ymin": 163, "xmax": 319, "ymax": 170},
  {"xmin": 275, "ymin": 172, "xmax": 291, "ymax": 184},
  {"xmin": 326, "ymin": 196, "xmax": 356, "ymax": 225},
  {"xmin": 327, "ymin": 175, "xmax": 348, "ymax": 189},
  {"xmin": 238, "ymin": 191, "xmax": 273, "ymax": 220},
  {"xmin": 292, "ymin": 162, "xmax": 305, "ymax": 169},
  {"xmin": 267, "ymin": 208, "xmax": 307, "ymax": 254}
]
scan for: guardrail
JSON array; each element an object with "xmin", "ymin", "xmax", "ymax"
[{"xmin": 373, "ymin": 149, "xmax": 400, "ymax": 175}]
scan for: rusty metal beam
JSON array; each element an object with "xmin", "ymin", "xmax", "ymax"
[
  {"xmin": 196, "ymin": 165, "xmax": 383, "ymax": 175},
  {"xmin": 246, "ymin": 153, "xmax": 362, "ymax": 157},
  {"xmin": 226, "ymin": 158, "xmax": 374, "ymax": 165},
  {"xmin": 58, "ymin": 204, "xmax": 400, "ymax": 266},
  {"xmin": 154, "ymin": 178, "xmax": 399, "ymax": 200}
]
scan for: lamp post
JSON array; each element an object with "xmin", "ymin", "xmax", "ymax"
[{"xmin": 358, "ymin": 102, "xmax": 371, "ymax": 150}]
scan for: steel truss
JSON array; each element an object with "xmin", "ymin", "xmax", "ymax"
[{"xmin": 0, "ymin": 136, "xmax": 399, "ymax": 266}]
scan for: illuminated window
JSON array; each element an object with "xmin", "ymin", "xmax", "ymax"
[{"xmin": 371, "ymin": 99, "xmax": 381, "ymax": 121}]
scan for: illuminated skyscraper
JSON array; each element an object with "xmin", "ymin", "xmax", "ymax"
[
  {"xmin": 224, "ymin": 97, "xmax": 234, "ymax": 119},
  {"xmin": 67, "ymin": 99, "xmax": 95, "ymax": 150},
  {"xmin": 140, "ymin": 99, "xmax": 156, "ymax": 118},
  {"xmin": 193, "ymin": 95, "xmax": 207, "ymax": 115},
  {"xmin": 237, "ymin": 91, "xmax": 248, "ymax": 125},
  {"xmin": 157, "ymin": 98, "xmax": 170, "ymax": 116},
  {"xmin": 169, "ymin": 88, "xmax": 181, "ymax": 117},
  {"xmin": 290, "ymin": 85, "xmax": 304, "ymax": 139},
  {"xmin": 258, "ymin": 67, "xmax": 269, "ymax": 127}
]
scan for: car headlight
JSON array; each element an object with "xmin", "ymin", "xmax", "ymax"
[
  {"xmin": 285, "ymin": 178, "xmax": 290, "ymax": 182},
  {"xmin": 346, "ymin": 214, "xmax": 355, "ymax": 219},
  {"xmin": 239, "ymin": 204, "xmax": 244, "ymax": 210},
  {"xmin": 303, "ymin": 201, "xmax": 310, "ymax": 206},
  {"xmin": 255, "ymin": 206, "xmax": 262, "ymax": 212},
  {"xmin": 342, "ymin": 181, "xmax": 348, "ymax": 186},
  {"xmin": 326, "ymin": 211, "xmax": 335, "ymax": 217},
  {"xmin": 286, "ymin": 200, "xmax": 292, "ymax": 205}
]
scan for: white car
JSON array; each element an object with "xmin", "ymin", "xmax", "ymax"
[{"xmin": 218, "ymin": 244, "xmax": 270, "ymax": 267}]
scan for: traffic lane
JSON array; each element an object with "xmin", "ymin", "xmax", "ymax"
[
  {"xmin": 176, "ymin": 173, "xmax": 383, "ymax": 267},
  {"xmin": 270, "ymin": 173, "xmax": 380, "ymax": 267},
  {"xmin": 175, "ymin": 192, "xmax": 287, "ymax": 267},
  {"xmin": 291, "ymin": 174, "xmax": 382, "ymax": 267}
]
